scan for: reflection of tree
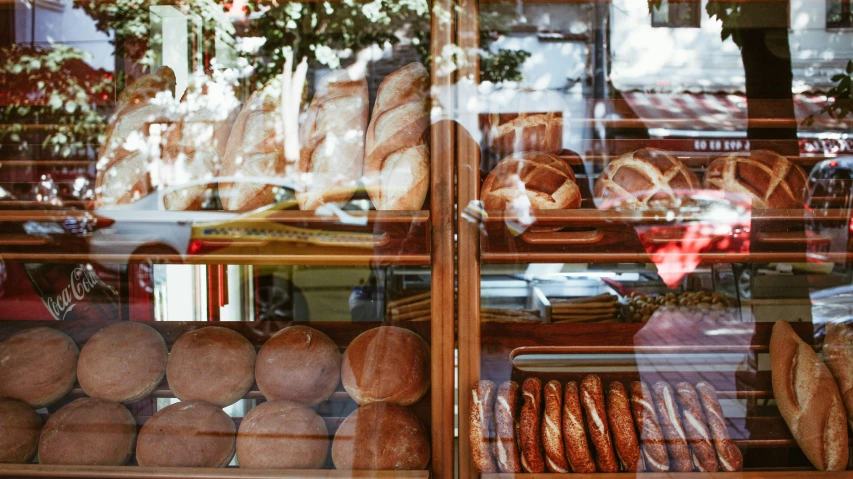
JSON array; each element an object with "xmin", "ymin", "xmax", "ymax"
[
  {"xmin": 478, "ymin": 9, "xmax": 532, "ymax": 84},
  {"xmin": 805, "ymin": 60, "xmax": 853, "ymax": 126},
  {"xmin": 707, "ymin": 2, "xmax": 798, "ymax": 155},
  {"xmin": 0, "ymin": 44, "xmax": 112, "ymax": 158}
]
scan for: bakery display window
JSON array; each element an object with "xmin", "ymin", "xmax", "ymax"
[
  {"xmin": 457, "ymin": 0, "xmax": 853, "ymax": 477},
  {"xmin": 0, "ymin": 0, "xmax": 453, "ymax": 478}
]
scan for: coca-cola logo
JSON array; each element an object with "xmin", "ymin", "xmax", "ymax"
[{"xmin": 45, "ymin": 267, "xmax": 103, "ymax": 320}]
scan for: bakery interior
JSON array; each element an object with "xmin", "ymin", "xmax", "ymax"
[{"xmin": 1, "ymin": 0, "xmax": 853, "ymax": 478}]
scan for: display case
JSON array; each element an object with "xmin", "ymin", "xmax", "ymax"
[
  {"xmin": 0, "ymin": 1, "xmax": 453, "ymax": 478},
  {"xmin": 457, "ymin": 0, "xmax": 853, "ymax": 478}
]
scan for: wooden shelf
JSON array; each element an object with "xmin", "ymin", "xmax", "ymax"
[
  {"xmin": 481, "ymin": 473, "xmax": 848, "ymax": 479},
  {"xmin": 0, "ymin": 465, "xmax": 429, "ymax": 479}
]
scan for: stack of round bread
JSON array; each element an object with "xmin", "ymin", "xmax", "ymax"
[{"xmin": 469, "ymin": 375, "xmax": 743, "ymax": 473}]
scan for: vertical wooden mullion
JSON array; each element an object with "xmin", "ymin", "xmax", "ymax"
[
  {"xmin": 430, "ymin": 1, "xmax": 456, "ymax": 479},
  {"xmin": 456, "ymin": 1, "xmax": 481, "ymax": 478}
]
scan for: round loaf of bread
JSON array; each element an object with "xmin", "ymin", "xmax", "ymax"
[
  {"xmin": 39, "ymin": 398, "xmax": 136, "ymax": 466},
  {"xmin": 167, "ymin": 327, "xmax": 256, "ymax": 407},
  {"xmin": 0, "ymin": 327, "xmax": 78, "ymax": 408},
  {"xmin": 255, "ymin": 326, "xmax": 341, "ymax": 405},
  {"xmin": 332, "ymin": 403, "xmax": 430, "ymax": 470},
  {"xmin": 136, "ymin": 400, "xmax": 236, "ymax": 467},
  {"xmin": 482, "ymin": 112, "xmax": 563, "ymax": 155},
  {"xmin": 594, "ymin": 148, "xmax": 699, "ymax": 209},
  {"xmin": 237, "ymin": 400, "xmax": 329, "ymax": 469},
  {"xmin": 481, "ymin": 151, "xmax": 582, "ymax": 210},
  {"xmin": 703, "ymin": 150, "xmax": 808, "ymax": 209},
  {"xmin": 78, "ymin": 322, "xmax": 168, "ymax": 403},
  {"xmin": 0, "ymin": 398, "xmax": 42, "ymax": 464},
  {"xmin": 341, "ymin": 326, "xmax": 429, "ymax": 406}
]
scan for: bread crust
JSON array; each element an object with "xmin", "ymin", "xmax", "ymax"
[
  {"xmin": 607, "ymin": 381, "xmax": 643, "ymax": 472},
  {"xmin": 594, "ymin": 148, "xmax": 699, "ymax": 209},
  {"xmin": 629, "ymin": 381, "xmax": 669, "ymax": 472},
  {"xmin": 675, "ymin": 382, "xmax": 719, "ymax": 472},
  {"xmin": 481, "ymin": 151, "xmax": 582, "ymax": 210},
  {"xmin": 0, "ymin": 399, "xmax": 42, "ymax": 464},
  {"xmin": 695, "ymin": 381, "xmax": 743, "ymax": 472},
  {"xmin": 519, "ymin": 378, "xmax": 545, "ymax": 472},
  {"xmin": 541, "ymin": 380, "xmax": 569, "ymax": 472},
  {"xmin": 364, "ymin": 63, "xmax": 430, "ymax": 211},
  {"xmin": 483, "ymin": 112, "xmax": 563, "ymax": 155},
  {"xmin": 0, "ymin": 327, "xmax": 79, "ymax": 408},
  {"xmin": 652, "ymin": 381, "xmax": 693, "ymax": 471},
  {"xmin": 494, "ymin": 381, "xmax": 522, "ymax": 473},
  {"xmin": 703, "ymin": 150, "xmax": 808, "ymax": 209},
  {"xmin": 39, "ymin": 398, "xmax": 136, "ymax": 466},
  {"xmin": 580, "ymin": 374, "xmax": 618, "ymax": 472},
  {"xmin": 470, "ymin": 381, "xmax": 498, "ymax": 472},
  {"xmin": 770, "ymin": 320, "xmax": 848, "ymax": 471},
  {"xmin": 562, "ymin": 381, "xmax": 596, "ymax": 473},
  {"xmin": 824, "ymin": 322, "xmax": 853, "ymax": 432},
  {"xmin": 236, "ymin": 399, "xmax": 329, "ymax": 469}
]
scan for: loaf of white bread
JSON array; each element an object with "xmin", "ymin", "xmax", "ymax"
[
  {"xmin": 161, "ymin": 74, "xmax": 240, "ymax": 210},
  {"xmin": 96, "ymin": 66, "xmax": 176, "ymax": 206},
  {"xmin": 769, "ymin": 320, "xmax": 848, "ymax": 471},
  {"xmin": 364, "ymin": 63, "xmax": 430, "ymax": 211},
  {"xmin": 297, "ymin": 67, "xmax": 368, "ymax": 210},
  {"xmin": 219, "ymin": 79, "xmax": 288, "ymax": 212},
  {"xmin": 823, "ymin": 322, "xmax": 853, "ymax": 431}
]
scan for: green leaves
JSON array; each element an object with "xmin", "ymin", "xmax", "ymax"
[{"xmin": 803, "ymin": 62, "xmax": 853, "ymax": 126}]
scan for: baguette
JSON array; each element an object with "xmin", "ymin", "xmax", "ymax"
[
  {"xmin": 580, "ymin": 374, "xmax": 618, "ymax": 472},
  {"xmin": 695, "ymin": 381, "xmax": 743, "ymax": 472},
  {"xmin": 96, "ymin": 66, "xmax": 176, "ymax": 206},
  {"xmin": 494, "ymin": 381, "xmax": 521, "ymax": 473},
  {"xmin": 824, "ymin": 321, "xmax": 853, "ymax": 431},
  {"xmin": 470, "ymin": 381, "xmax": 497, "ymax": 472},
  {"xmin": 542, "ymin": 381, "xmax": 569, "ymax": 472},
  {"xmin": 364, "ymin": 63, "xmax": 430, "ymax": 211},
  {"xmin": 652, "ymin": 381, "xmax": 693, "ymax": 472},
  {"xmin": 674, "ymin": 382, "xmax": 718, "ymax": 472},
  {"xmin": 629, "ymin": 381, "xmax": 669, "ymax": 472},
  {"xmin": 770, "ymin": 320, "xmax": 848, "ymax": 471},
  {"xmin": 297, "ymin": 67, "xmax": 368, "ymax": 210},
  {"xmin": 607, "ymin": 381, "xmax": 643, "ymax": 472},
  {"xmin": 519, "ymin": 378, "xmax": 545, "ymax": 472},
  {"xmin": 562, "ymin": 381, "xmax": 596, "ymax": 473}
]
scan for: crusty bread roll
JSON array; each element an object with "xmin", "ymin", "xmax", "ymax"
[
  {"xmin": 481, "ymin": 151, "xmax": 582, "ymax": 210},
  {"xmin": 39, "ymin": 398, "xmax": 136, "ymax": 466},
  {"xmin": 136, "ymin": 400, "xmax": 236, "ymax": 467},
  {"xmin": 494, "ymin": 381, "xmax": 522, "ymax": 473},
  {"xmin": 470, "ymin": 381, "xmax": 497, "ymax": 473},
  {"xmin": 161, "ymin": 76, "xmax": 240, "ymax": 210},
  {"xmin": 562, "ymin": 381, "xmax": 596, "ymax": 473},
  {"xmin": 297, "ymin": 67, "xmax": 368, "ymax": 210},
  {"xmin": 594, "ymin": 148, "xmax": 699, "ymax": 209},
  {"xmin": 237, "ymin": 399, "xmax": 329, "ymax": 469},
  {"xmin": 0, "ymin": 327, "xmax": 78, "ymax": 408},
  {"xmin": 580, "ymin": 374, "xmax": 618, "ymax": 472},
  {"xmin": 652, "ymin": 381, "xmax": 692, "ymax": 472},
  {"xmin": 255, "ymin": 325, "xmax": 341, "ymax": 406},
  {"xmin": 542, "ymin": 380, "xmax": 569, "ymax": 473},
  {"xmin": 674, "ymin": 382, "xmax": 718, "ymax": 472},
  {"xmin": 331, "ymin": 402, "xmax": 430, "ymax": 470},
  {"xmin": 519, "ymin": 378, "xmax": 544, "ymax": 473},
  {"xmin": 607, "ymin": 381, "xmax": 643, "ymax": 472},
  {"xmin": 770, "ymin": 320, "xmax": 848, "ymax": 471},
  {"xmin": 78, "ymin": 322, "xmax": 167, "ymax": 403},
  {"xmin": 364, "ymin": 63, "xmax": 430, "ymax": 211},
  {"xmin": 341, "ymin": 326, "xmax": 430, "ymax": 406},
  {"xmin": 695, "ymin": 381, "xmax": 743, "ymax": 472},
  {"xmin": 219, "ymin": 79, "xmax": 287, "ymax": 212},
  {"xmin": 704, "ymin": 150, "xmax": 808, "ymax": 209},
  {"xmin": 166, "ymin": 327, "xmax": 256, "ymax": 407},
  {"xmin": 482, "ymin": 112, "xmax": 562, "ymax": 155},
  {"xmin": 629, "ymin": 381, "xmax": 669, "ymax": 472},
  {"xmin": 824, "ymin": 322, "xmax": 853, "ymax": 431},
  {"xmin": 96, "ymin": 66, "xmax": 176, "ymax": 206},
  {"xmin": 0, "ymin": 398, "xmax": 42, "ymax": 464}
]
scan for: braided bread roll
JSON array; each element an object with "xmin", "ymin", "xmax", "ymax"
[
  {"xmin": 629, "ymin": 381, "xmax": 669, "ymax": 472},
  {"xmin": 704, "ymin": 150, "xmax": 807, "ymax": 209},
  {"xmin": 675, "ymin": 382, "xmax": 718, "ymax": 472},
  {"xmin": 580, "ymin": 374, "xmax": 618, "ymax": 472},
  {"xmin": 481, "ymin": 151, "xmax": 582, "ymax": 210},
  {"xmin": 594, "ymin": 148, "xmax": 699, "ymax": 209},
  {"xmin": 219, "ymin": 79, "xmax": 287, "ymax": 211},
  {"xmin": 297, "ymin": 68, "xmax": 368, "ymax": 210},
  {"xmin": 494, "ymin": 381, "xmax": 521, "ymax": 473},
  {"xmin": 364, "ymin": 63, "xmax": 430, "ymax": 211},
  {"xmin": 770, "ymin": 320, "xmax": 848, "ymax": 471},
  {"xmin": 695, "ymin": 381, "xmax": 743, "ymax": 472},
  {"xmin": 607, "ymin": 381, "xmax": 643, "ymax": 472},
  {"xmin": 652, "ymin": 381, "xmax": 693, "ymax": 472},
  {"xmin": 519, "ymin": 378, "xmax": 545, "ymax": 473},
  {"xmin": 161, "ymin": 75, "xmax": 240, "ymax": 210},
  {"xmin": 96, "ymin": 66, "xmax": 176, "ymax": 206},
  {"xmin": 542, "ymin": 380, "xmax": 569, "ymax": 472},
  {"xmin": 470, "ymin": 381, "xmax": 497, "ymax": 472}
]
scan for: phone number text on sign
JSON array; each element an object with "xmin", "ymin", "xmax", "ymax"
[{"xmin": 693, "ymin": 140, "xmax": 751, "ymax": 152}]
